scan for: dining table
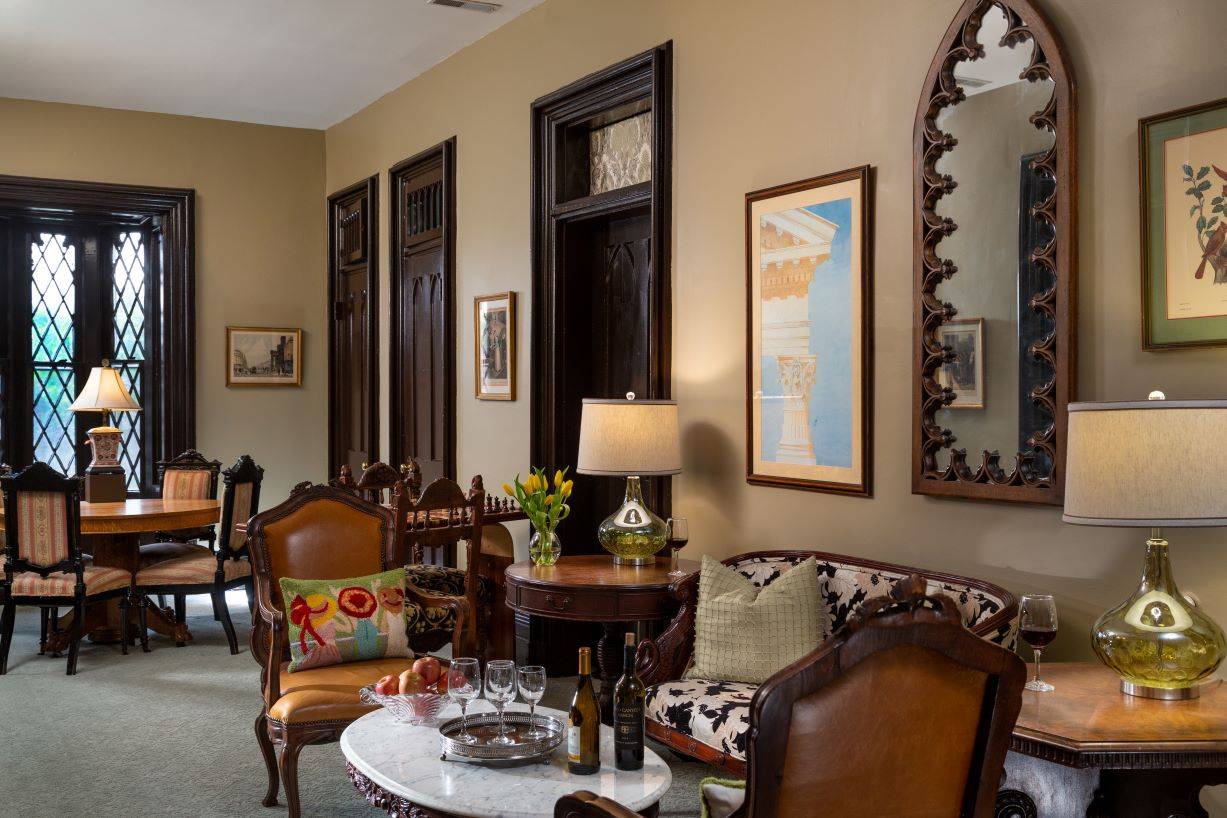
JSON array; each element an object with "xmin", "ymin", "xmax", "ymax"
[{"xmin": 0, "ymin": 497, "xmax": 220, "ymax": 650}]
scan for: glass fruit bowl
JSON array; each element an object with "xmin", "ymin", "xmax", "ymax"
[{"xmin": 359, "ymin": 685, "xmax": 446, "ymax": 726}]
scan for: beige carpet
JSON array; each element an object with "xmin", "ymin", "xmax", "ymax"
[{"xmin": 0, "ymin": 593, "xmax": 710, "ymax": 817}]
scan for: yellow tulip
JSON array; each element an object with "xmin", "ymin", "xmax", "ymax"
[
  {"xmin": 562, "ymin": 480, "xmax": 574, "ymax": 496},
  {"xmin": 554, "ymin": 470, "xmax": 564, "ymax": 488},
  {"xmin": 502, "ymin": 482, "xmax": 514, "ymax": 497},
  {"xmin": 545, "ymin": 494, "xmax": 554, "ymax": 506}
]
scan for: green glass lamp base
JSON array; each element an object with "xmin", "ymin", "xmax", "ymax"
[
  {"xmin": 1091, "ymin": 533, "xmax": 1226, "ymax": 700},
  {"xmin": 597, "ymin": 476, "xmax": 668, "ymax": 566}
]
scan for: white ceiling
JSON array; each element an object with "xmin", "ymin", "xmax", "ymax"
[{"xmin": 0, "ymin": 0, "xmax": 543, "ymax": 129}]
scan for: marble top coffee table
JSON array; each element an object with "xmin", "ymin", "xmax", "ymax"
[{"xmin": 341, "ymin": 702, "xmax": 672, "ymax": 818}]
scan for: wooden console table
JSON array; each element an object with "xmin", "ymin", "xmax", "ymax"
[
  {"xmin": 999, "ymin": 662, "xmax": 1227, "ymax": 817},
  {"xmin": 505, "ymin": 555, "xmax": 698, "ymax": 724}
]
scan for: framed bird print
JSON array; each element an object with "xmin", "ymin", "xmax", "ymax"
[{"xmin": 1141, "ymin": 97, "xmax": 1227, "ymax": 349}]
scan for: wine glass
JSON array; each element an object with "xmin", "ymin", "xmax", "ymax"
[
  {"xmin": 448, "ymin": 657, "xmax": 481, "ymax": 743},
  {"xmin": 485, "ymin": 659, "xmax": 517, "ymax": 746},
  {"xmin": 517, "ymin": 665, "xmax": 548, "ymax": 740},
  {"xmin": 666, "ymin": 517, "xmax": 690, "ymax": 577},
  {"xmin": 1020, "ymin": 594, "xmax": 1058, "ymax": 693}
]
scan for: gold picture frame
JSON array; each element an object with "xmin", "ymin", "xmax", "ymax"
[
  {"xmin": 474, "ymin": 292, "xmax": 516, "ymax": 401},
  {"xmin": 226, "ymin": 326, "xmax": 302, "ymax": 387}
]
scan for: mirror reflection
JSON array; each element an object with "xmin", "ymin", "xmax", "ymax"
[{"xmin": 932, "ymin": 4, "xmax": 1056, "ymax": 477}]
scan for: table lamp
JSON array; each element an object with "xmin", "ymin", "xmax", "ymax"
[
  {"xmin": 1063, "ymin": 392, "xmax": 1227, "ymax": 699},
  {"xmin": 576, "ymin": 393, "xmax": 681, "ymax": 565},
  {"xmin": 69, "ymin": 360, "xmax": 141, "ymax": 502}
]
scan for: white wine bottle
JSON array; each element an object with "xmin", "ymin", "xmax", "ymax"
[
  {"xmin": 568, "ymin": 647, "xmax": 600, "ymax": 774},
  {"xmin": 613, "ymin": 631, "xmax": 645, "ymax": 770}
]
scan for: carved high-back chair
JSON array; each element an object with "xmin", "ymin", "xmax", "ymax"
[
  {"xmin": 149, "ymin": 448, "xmax": 222, "ymax": 546},
  {"xmin": 738, "ymin": 576, "xmax": 1025, "ymax": 817},
  {"xmin": 247, "ymin": 485, "xmax": 467, "ymax": 818},
  {"xmin": 136, "ymin": 455, "xmax": 264, "ymax": 653},
  {"xmin": 0, "ymin": 462, "xmax": 133, "ymax": 675},
  {"xmin": 355, "ymin": 461, "xmax": 401, "ymax": 505},
  {"xmin": 392, "ymin": 476, "xmax": 491, "ymax": 656}
]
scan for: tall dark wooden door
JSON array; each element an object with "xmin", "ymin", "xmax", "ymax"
[
  {"xmin": 390, "ymin": 140, "xmax": 456, "ymax": 489},
  {"xmin": 328, "ymin": 176, "xmax": 379, "ymax": 478},
  {"xmin": 527, "ymin": 44, "xmax": 673, "ymax": 671}
]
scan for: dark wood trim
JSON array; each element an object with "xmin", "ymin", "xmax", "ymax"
[
  {"xmin": 744, "ymin": 165, "xmax": 874, "ymax": 497},
  {"xmin": 0, "ymin": 174, "xmax": 196, "ymax": 483},
  {"xmin": 530, "ymin": 40, "xmax": 673, "ymax": 504},
  {"xmin": 388, "ymin": 139, "xmax": 457, "ymax": 477},
  {"xmin": 1139, "ymin": 95, "xmax": 1227, "ymax": 351},
  {"xmin": 327, "ymin": 175, "xmax": 380, "ymax": 477},
  {"xmin": 911, "ymin": 0, "xmax": 1077, "ymax": 506}
]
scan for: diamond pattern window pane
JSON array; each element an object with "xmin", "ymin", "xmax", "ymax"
[
  {"xmin": 114, "ymin": 364, "xmax": 142, "ymax": 491},
  {"xmin": 30, "ymin": 233, "xmax": 76, "ymax": 363},
  {"xmin": 33, "ymin": 366, "xmax": 76, "ymax": 475},
  {"xmin": 112, "ymin": 232, "xmax": 146, "ymax": 361}
]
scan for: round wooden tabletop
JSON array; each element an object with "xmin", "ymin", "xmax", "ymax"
[
  {"xmin": 0, "ymin": 498, "xmax": 220, "ymax": 535},
  {"xmin": 505, "ymin": 555, "xmax": 699, "ymax": 623}
]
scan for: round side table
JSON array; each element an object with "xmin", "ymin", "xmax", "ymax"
[{"xmin": 505, "ymin": 555, "xmax": 699, "ymax": 724}]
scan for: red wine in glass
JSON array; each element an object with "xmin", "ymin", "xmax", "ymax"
[
  {"xmin": 666, "ymin": 517, "xmax": 689, "ymax": 576},
  {"xmin": 1020, "ymin": 627, "xmax": 1057, "ymax": 650},
  {"xmin": 1020, "ymin": 594, "xmax": 1057, "ymax": 692}
]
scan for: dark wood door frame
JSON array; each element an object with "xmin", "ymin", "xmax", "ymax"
[
  {"xmin": 0, "ymin": 174, "xmax": 195, "ymax": 489},
  {"xmin": 388, "ymin": 138, "xmax": 457, "ymax": 481},
  {"xmin": 531, "ymin": 41, "xmax": 674, "ymax": 497},
  {"xmin": 327, "ymin": 175, "xmax": 380, "ymax": 478}
]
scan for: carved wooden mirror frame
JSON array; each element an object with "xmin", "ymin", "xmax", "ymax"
[{"xmin": 912, "ymin": 0, "xmax": 1076, "ymax": 505}]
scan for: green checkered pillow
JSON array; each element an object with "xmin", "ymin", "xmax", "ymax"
[
  {"xmin": 686, "ymin": 555, "xmax": 827, "ymax": 683},
  {"xmin": 279, "ymin": 567, "xmax": 411, "ymax": 672}
]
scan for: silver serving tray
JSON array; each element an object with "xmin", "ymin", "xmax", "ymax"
[{"xmin": 438, "ymin": 711, "xmax": 565, "ymax": 765}]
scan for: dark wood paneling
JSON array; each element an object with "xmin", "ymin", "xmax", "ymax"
[
  {"xmin": 389, "ymin": 139, "xmax": 456, "ymax": 487},
  {"xmin": 327, "ymin": 175, "xmax": 379, "ymax": 478},
  {"xmin": 529, "ymin": 43, "xmax": 673, "ymax": 674}
]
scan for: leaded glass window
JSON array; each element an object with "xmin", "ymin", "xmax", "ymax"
[
  {"xmin": 111, "ymin": 231, "xmax": 146, "ymax": 491},
  {"xmin": 30, "ymin": 233, "xmax": 77, "ymax": 475}
]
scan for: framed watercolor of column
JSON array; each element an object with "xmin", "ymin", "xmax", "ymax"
[
  {"xmin": 1141, "ymin": 97, "xmax": 1227, "ymax": 349},
  {"xmin": 745, "ymin": 165, "xmax": 873, "ymax": 496},
  {"xmin": 474, "ymin": 291, "xmax": 516, "ymax": 400}
]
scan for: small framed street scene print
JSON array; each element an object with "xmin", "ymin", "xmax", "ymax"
[
  {"xmin": 936, "ymin": 318, "xmax": 985, "ymax": 409},
  {"xmin": 1141, "ymin": 97, "xmax": 1227, "ymax": 349},
  {"xmin": 474, "ymin": 291, "xmax": 516, "ymax": 400},
  {"xmin": 746, "ymin": 165, "xmax": 873, "ymax": 496},
  {"xmin": 226, "ymin": 326, "xmax": 301, "ymax": 387}
]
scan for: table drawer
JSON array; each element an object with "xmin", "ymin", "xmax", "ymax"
[{"xmin": 515, "ymin": 586, "xmax": 617, "ymax": 618}]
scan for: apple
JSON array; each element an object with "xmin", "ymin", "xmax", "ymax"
[
  {"xmin": 374, "ymin": 674, "xmax": 398, "ymax": 696},
  {"xmin": 399, "ymin": 669, "xmax": 427, "ymax": 695},
  {"xmin": 433, "ymin": 671, "xmax": 449, "ymax": 695},
  {"xmin": 412, "ymin": 656, "xmax": 441, "ymax": 686}
]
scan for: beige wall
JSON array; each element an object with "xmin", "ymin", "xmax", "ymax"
[
  {"xmin": 0, "ymin": 98, "xmax": 326, "ymax": 501},
  {"xmin": 325, "ymin": 0, "xmax": 1227, "ymax": 667}
]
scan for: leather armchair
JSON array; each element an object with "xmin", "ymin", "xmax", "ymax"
[{"xmin": 247, "ymin": 485, "xmax": 467, "ymax": 818}]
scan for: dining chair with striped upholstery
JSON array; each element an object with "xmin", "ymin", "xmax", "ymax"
[
  {"xmin": 136, "ymin": 454, "xmax": 264, "ymax": 653},
  {"xmin": 0, "ymin": 462, "xmax": 134, "ymax": 675}
]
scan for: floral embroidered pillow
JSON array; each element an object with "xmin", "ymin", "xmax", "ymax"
[{"xmin": 279, "ymin": 568, "xmax": 410, "ymax": 673}]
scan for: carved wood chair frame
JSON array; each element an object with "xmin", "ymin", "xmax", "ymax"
[
  {"xmin": 246, "ymin": 484, "xmax": 469, "ymax": 818},
  {"xmin": 912, "ymin": 0, "xmax": 1076, "ymax": 505}
]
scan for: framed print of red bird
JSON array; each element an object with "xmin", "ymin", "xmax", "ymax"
[{"xmin": 1141, "ymin": 96, "xmax": 1227, "ymax": 349}]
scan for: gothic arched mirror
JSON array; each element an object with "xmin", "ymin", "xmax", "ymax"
[{"xmin": 912, "ymin": 0, "xmax": 1076, "ymax": 505}]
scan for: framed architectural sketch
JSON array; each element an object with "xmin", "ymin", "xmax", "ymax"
[
  {"xmin": 936, "ymin": 318, "xmax": 985, "ymax": 409},
  {"xmin": 746, "ymin": 165, "xmax": 873, "ymax": 496},
  {"xmin": 1141, "ymin": 97, "xmax": 1227, "ymax": 349},
  {"xmin": 474, "ymin": 291, "xmax": 516, "ymax": 400},
  {"xmin": 226, "ymin": 326, "xmax": 301, "ymax": 387}
]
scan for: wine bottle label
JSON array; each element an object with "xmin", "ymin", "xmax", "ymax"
[
  {"xmin": 567, "ymin": 724, "xmax": 581, "ymax": 761},
  {"xmin": 614, "ymin": 706, "xmax": 643, "ymax": 745}
]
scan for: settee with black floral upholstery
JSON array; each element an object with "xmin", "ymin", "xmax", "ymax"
[{"xmin": 634, "ymin": 549, "xmax": 1019, "ymax": 776}]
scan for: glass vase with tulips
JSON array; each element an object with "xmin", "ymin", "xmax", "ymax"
[{"xmin": 504, "ymin": 467, "xmax": 573, "ymax": 566}]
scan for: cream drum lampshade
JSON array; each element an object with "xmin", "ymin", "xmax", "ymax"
[
  {"xmin": 1063, "ymin": 396, "xmax": 1227, "ymax": 698},
  {"xmin": 576, "ymin": 394, "xmax": 681, "ymax": 565},
  {"xmin": 576, "ymin": 397, "xmax": 682, "ymax": 477}
]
